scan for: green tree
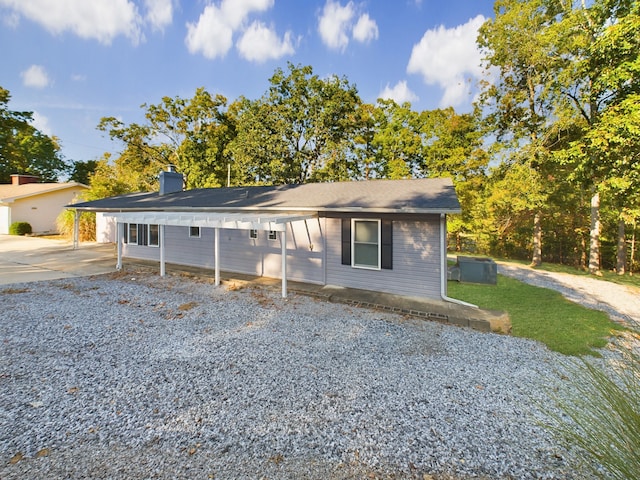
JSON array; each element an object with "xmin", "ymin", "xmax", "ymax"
[
  {"xmin": 98, "ymin": 88, "xmax": 234, "ymax": 190},
  {"xmin": 0, "ymin": 87, "xmax": 68, "ymax": 183},
  {"xmin": 69, "ymin": 160, "xmax": 98, "ymax": 185},
  {"xmin": 477, "ymin": 0, "xmax": 560, "ymax": 265},
  {"xmin": 548, "ymin": 0, "xmax": 639, "ymax": 274},
  {"xmin": 228, "ymin": 63, "xmax": 362, "ymax": 185}
]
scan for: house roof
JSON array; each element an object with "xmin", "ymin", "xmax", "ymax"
[
  {"xmin": 0, "ymin": 182, "xmax": 88, "ymax": 204},
  {"xmin": 71, "ymin": 177, "xmax": 461, "ymax": 215}
]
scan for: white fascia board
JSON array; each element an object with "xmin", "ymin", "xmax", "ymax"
[{"xmin": 103, "ymin": 211, "xmax": 315, "ymax": 232}]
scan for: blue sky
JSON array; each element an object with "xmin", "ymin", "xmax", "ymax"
[{"xmin": 0, "ymin": 0, "xmax": 495, "ymax": 167}]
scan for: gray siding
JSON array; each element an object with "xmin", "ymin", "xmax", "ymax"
[
  {"xmin": 325, "ymin": 216, "xmax": 442, "ymax": 299},
  {"xmin": 121, "ymin": 215, "xmax": 442, "ymax": 299},
  {"xmin": 122, "ymin": 219, "xmax": 325, "ymax": 284}
]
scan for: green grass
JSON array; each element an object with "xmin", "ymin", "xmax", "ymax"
[
  {"xmin": 494, "ymin": 257, "xmax": 640, "ymax": 289},
  {"xmin": 447, "ymin": 275, "xmax": 623, "ymax": 356}
]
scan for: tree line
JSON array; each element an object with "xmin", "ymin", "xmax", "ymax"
[{"xmin": 2, "ymin": 0, "xmax": 638, "ymax": 274}]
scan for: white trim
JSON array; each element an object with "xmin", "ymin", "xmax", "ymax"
[
  {"xmin": 104, "ymin": 211, "xmax": 316, "ymax": 232},
  {"xmin": 351, "ymin": 218, "xmax": 381, "ymax": 270}
]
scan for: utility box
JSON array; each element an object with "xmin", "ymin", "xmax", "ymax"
[{"xmin": 456, "ymin": 256, "xmax": 497, "ymax": 285}]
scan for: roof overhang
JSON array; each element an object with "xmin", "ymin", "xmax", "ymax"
[{"xmin": 103, "ymin": 211, "xmax": 317, "ymax": 232}]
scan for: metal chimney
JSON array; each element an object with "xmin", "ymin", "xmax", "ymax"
[{"xmin": 159, "ymin": 166, "xmax": 183, "ymax": 195}]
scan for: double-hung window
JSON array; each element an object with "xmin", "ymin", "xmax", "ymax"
[
  {"xmin": 148, "ymin": 224, "xmax": 159, "ymax": 247},
  {"xmin": 341, "ymin": 218, "xmax": 392, "ymax": 270},
  {"xmin": 352, "ymin": 219, "xmax": 380, "ymax": 269}
]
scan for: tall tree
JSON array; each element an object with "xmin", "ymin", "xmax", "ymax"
[
  {"xmin": 98, "ymin": 88, "xmax": 234, "ymax": 190},
  {"xmin": 477, "ymin": 0, "xmax": 560, "ymax": 266},
  {"xmin": 228, "ymin": 63, "xmax": 362, "ymax": 185},
  {"xmin": 549, "ymin": 0, "xmax": 639, "ymax": 274},
  {"xmin": 0, "ymin": 87, "xmax": 67, "ymax": 183}
]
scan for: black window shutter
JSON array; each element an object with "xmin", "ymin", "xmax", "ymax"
[
  {"xmin": 341, "ymin": 218, "xmax": 351, "ymax": 265},
  {"xmin": 140, "ymin": 224, "xmax": 148, "ymax": 246},
  {"xmin": 123, "ymin": 223, "xmax": 128, "ymax": 244},
  {"xmin": 381, "ymin": 220, "xmax": 393, "ymax": 270}
]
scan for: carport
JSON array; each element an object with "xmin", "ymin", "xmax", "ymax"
[{"xmin": 91, "ymin": 211, "xmax": 316, "ymax": 298}]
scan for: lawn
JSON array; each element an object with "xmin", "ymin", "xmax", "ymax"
[{"xmin": 447, "ymin": 275, "xmax": 623, "ymax": 356}]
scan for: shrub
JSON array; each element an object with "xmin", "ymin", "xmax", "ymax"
[
  {"xmin": 56, "ymin": 209, "xmax": 96, "ymax": 242},
  {"xmin": 547, "ymin": 342, "xmax": 640, "ymax": 479},
  {"xmin": 9, "ymin": 221, "xmax": 32, "ymax": 235}
]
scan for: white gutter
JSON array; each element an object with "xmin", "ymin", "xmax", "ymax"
[{"xmin": 440, "ymin": 213, "xmax": 477, "ymax": 308}]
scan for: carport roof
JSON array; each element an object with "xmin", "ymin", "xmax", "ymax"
[
  {"xmin": 103, "ymin": 211, "xmax": 315, "ymax": 231},
  {"xmin": 71, "ymin": 177, "xmax": 461, "ymax": 215}
]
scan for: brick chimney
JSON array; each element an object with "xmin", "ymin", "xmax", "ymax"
[{"xmin": 11, "ymin": 174, "xmax": 40, "ymax": 185}]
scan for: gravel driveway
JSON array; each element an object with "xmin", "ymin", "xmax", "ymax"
[
  {"xmin": 497, "ymin": 262, "xmax": 640, "ymax": 330},
  {"xmin": 0, "ymin": 272, "xmax": 589, "ymax": 479}
]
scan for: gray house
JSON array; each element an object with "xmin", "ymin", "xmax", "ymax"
[{"xmin": 71, "ymin": 171, "xmax": 461, "ymax": 301}]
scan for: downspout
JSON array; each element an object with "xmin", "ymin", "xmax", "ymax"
[{"xmin": 440, "ymin": 214, "xmax": 477, "ymax": 308}]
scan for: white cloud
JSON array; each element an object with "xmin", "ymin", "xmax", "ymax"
[
  {"xmin": 407, "ymin": 15, "xmax": 486, "ymax": 108},
  {"xmin": 185, "ymin": 0, "xmax": 274, "ymax": 59},
  {"xmin": 185, "ymin": 4, "xmax": 233, "ymax": 59},
  {"xmin": 237, "ymin": 21, "xmax": 294, "ymax": 63},
  {"xmin": 71, "ymin": 73, "xmax": 87, "ymax": 82},
  {"xmin": 144, "ymin": 0, "xmax": 173, "ymax": 32},
  {"xmin": 379, "ymin": 80, "xmax": 418, "ymax": 105},
  {"xmin": 352, "ymin": 13, "xmax": 378, "ymax": 44},
  {"xmin": 317, "ymin": 1, "xmax": 378, "ymax": 51},
  {"xmin": 31, "ymin": 111, "xmax": 53, "ymax": 136},
  {"xmin": 21, "ymin": 65, "xmax": 50, "ymax": 89},
  {"xmin": 0, "ymin": 0, "xmax": 144, "ymax": 45},
  {"xmin": 318, "ymin": 0, "xmax": 354, "ymax": 51}
]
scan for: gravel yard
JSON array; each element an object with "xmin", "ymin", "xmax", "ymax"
[{"xmin": 1, "ymin": 272, "xmax": 590, "ymax": 479}]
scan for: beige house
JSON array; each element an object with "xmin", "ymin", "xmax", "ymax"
[{"xmin": 0, "ymin": 174, "xmax": 88, "ymax": 234}]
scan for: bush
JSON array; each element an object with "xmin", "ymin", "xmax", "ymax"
[
  {"xmin": 547, "ymin": 342, "xmax": 640, "ymax": 479},
  {"xmin": 56, "ymin": 209, "xmax": 96, "ymax": 242},
  {"xmin": 9, "ymin": 222, "xmax": 32, "ymax": 235}
]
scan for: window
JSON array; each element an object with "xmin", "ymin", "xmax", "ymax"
[
  {"xmin": 189, "ymin": 226, "xmax": 200, "ymax": 238},
  {"xmin": 249, "ymin": 229, "xmax": 258, "ymax": 239},
  {"xmin": 148, "ymin": 224, "xmax": 159, "ymax": 247},
  {"xmin": 268, "ymin": 230, "xmax": 277, "ymax": 240},
  {"xmin": 341, "ymin": 218, "xmax": 392, "ymax": 270},
  {"xmin": 128, "ymin": 223, "xmax": 138, "ymax": 244},
  {"xmin": 352, "ymin": 219, "xmax": 380, "ymax": 269},
  {"xmin": 123, "ymin": 223, "xmax": 157, "ymax": 247}
]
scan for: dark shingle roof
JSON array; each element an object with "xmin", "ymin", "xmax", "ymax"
[{"xmin": 71, "ymin": 178, "xmax": 460, "ymax": 214}]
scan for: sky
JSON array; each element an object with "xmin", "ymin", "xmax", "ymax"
[{"xmin": 0, "ymin": 0, "xmax": 496, "ymax": 168}]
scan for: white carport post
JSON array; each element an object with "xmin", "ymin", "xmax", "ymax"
[
  {"xmin": 214, "ymin": 227, "xmax": 220, "ymax": 286},
  {"xmin": 73, "ymin": 210, "xmax": 80, "ymax": 249},
  {"xmin": 116, "ymin": 222, "xmax": 123, "ymax": 270},
  {"xmin": 159, "ymin": 224, "xmax": 166, "ymax": 277},
  {"xmin": 281, "ymin": 227, "xmax": 287, "ymax": 298}
]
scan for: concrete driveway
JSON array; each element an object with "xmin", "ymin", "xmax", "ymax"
[{"xmin": 0, "ymin": 235, "xmax": 117, "ymax": 285}]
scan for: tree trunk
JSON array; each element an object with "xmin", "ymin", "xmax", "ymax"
[
  {"xmin": 630, "ymin": 221, "xmax": 636, "ymax": 276},
  {"xmin": 616, "ymin": 218, "xmax": 626, "ymax": 275},
  {"xmin": 588, "ymin": 190, "xmax": 601, "ymax": 275},
  {"xmin": 530, "ymin": 211, "xmax": 542, "ymax": 267}
]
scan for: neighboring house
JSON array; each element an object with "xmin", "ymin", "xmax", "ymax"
[
  {"xmin": 70, "ymin": 170, "xmax": 461, "ymax": 300},
  {"xmin": 0, "ymin": 175, "xmax": 88, "ymax": 235}
]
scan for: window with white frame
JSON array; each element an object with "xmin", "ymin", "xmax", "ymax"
[
  {"xmin": 268, "ymin": 230, "xmax": 277, "ymax": 240},
  {"xmin": 352, "ymin": 219, "xmax": 380, "ymax": 269},
  {"xmin": 189, "ymin": 226, "xmax": 200, "ymax": 238},
  {"xmin": 148, "ymin": 224, "xmax": 159, "ymax": 247},
  {"xmin": 249, "ymin": 229, "xmax": 258, "ymax": 239}
]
